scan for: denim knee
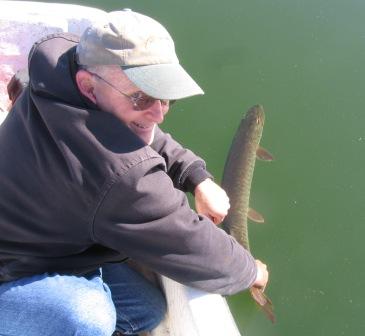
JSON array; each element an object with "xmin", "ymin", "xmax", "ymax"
[
  {"xmin": 59, "ymin": 284, "xmax": 117, "ymax": 336},
  {"xmin": 0, "ymin": 272, "xmax": 117, "ymax": 336}
]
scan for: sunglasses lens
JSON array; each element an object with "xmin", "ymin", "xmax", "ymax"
[
  {"xmin": 134, "ymin": 94, "xmax": 171, "ymax": 111},
  {"xmin": 139, "ymin": 96, "xmax": 156, "ymax": 110}
]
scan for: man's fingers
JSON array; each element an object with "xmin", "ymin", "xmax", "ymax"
[
  {"xmin": 253, "ymin": 260, "xmax": 269, "ymax": 289},
  {"xmin": 212, "ymin": 215, "xmax": 223, "ymax": 225}
]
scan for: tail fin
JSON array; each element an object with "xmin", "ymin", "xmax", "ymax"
[{"xmin": 250, "ymin": 287, "xmax": 276, "ymax": 323}]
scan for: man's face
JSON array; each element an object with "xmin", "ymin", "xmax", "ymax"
[{"xmin": 91, "ymin": 68, "xmax": 170, "ymax": 145}]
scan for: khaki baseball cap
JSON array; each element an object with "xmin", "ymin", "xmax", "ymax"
[{"xmin": 76, "ymin": 9, "xmax": 204, "ymax": 100}]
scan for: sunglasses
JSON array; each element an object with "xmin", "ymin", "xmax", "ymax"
[{"xmin": 90, "ymin": 72, "xmax": 175, "ymax": 111}]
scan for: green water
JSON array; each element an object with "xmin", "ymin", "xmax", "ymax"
[{"xmin": 40, "ymin": 0, "xmax": 365, "ymax": 334}]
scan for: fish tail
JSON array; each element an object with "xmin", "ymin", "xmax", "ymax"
[{"xmin": 250, "ymin": 287, "xmax": 276, "ymax": 323}]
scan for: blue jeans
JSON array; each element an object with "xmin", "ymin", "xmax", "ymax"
[{"xmin": 0, "ymin": 263, "xmax": 166, "ymax": 335}]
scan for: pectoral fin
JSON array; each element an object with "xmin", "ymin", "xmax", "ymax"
[
  {"xmin": 248, "ymin": 208, "xmax": 265, "ymax": 223},
  {"xmin": 256, "ymin": 146, "xmax": 274, "ymax": 161}
]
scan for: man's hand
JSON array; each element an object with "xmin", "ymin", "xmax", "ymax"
[
  {"xmin": 194, "ymin": 178, "xmax": 230, "ymax": 225},
  {"xmin": 253, "ymin": 259, "xmax": 269, "ymax": 290}
]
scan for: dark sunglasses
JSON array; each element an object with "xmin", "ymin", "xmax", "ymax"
[{"xmin": 90, "ymin": 72, "xmax": 175, "ymax": 111}]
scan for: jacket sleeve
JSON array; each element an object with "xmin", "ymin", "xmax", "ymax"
[
  {"xmin": 93, "ymin": 156, "xmax": 257, "ymax": 296},
  {"xmin": 150, "ymin": 126, "xmax": 212, "ymax": 193}
]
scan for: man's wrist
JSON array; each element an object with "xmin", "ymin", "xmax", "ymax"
[{"xmin": 182, "ymin": 164, "xmax": 213, "ymax": 193}]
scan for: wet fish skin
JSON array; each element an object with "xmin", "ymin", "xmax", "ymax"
[{"xmin": 221, "ymin": 104, "xmax": 275, "ymax": 323}]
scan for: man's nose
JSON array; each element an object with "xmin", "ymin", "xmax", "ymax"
[{"xmin": 147, "ymin": 100, "xmax": 166, "ymax": 123}]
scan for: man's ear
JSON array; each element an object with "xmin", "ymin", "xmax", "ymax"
[{"xmin": 75, "ymin": 70, "xmax": 97, "ymax": 103}]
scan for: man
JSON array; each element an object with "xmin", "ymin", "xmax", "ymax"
[{"xmin": 0, "ymin": 9, "xmax": 268, "ymax": 336}]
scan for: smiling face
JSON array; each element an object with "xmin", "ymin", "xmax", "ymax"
[{"xmin": 76, "ymin": 65, "xmax": 170, "ymax": 145}]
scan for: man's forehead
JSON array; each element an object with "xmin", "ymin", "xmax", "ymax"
[{"xmin": 103, "ymin": 66, "xmax": 141, "ymax": 92}]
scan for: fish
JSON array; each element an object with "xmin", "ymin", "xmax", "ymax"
[{"xmin": 221, "ymin": 104, "xmax": 275, "ymax": 323}]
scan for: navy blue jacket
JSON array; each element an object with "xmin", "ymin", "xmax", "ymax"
[{"xmin": 0, "ymin": 33, "xmax": 256, "ymax": 295}]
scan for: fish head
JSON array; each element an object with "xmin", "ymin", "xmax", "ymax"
[{"xmin": 244, "ymin": 104, "xmax": 265, "ymax": 127}]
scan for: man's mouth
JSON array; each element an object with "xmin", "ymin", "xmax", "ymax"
[{"xmin": 132, "ymin": 122, "xmax": 152, "ymax": 130}]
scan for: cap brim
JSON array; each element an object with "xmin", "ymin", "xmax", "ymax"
[{"xmin": 122, "ymin": 64, "xmax": 204, "ymax": 100}]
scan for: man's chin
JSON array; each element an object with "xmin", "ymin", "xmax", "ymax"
[
  {"xmin": 137, "ymin": 130, "xmax": 155, "ymax": 145},
  {"xmin": 129, "ymin": 124, "xmax": 155, "ymax": 145},
  {"xmin": 146, "ymin": 133, "xmax": 155, "ymax": 145}
]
